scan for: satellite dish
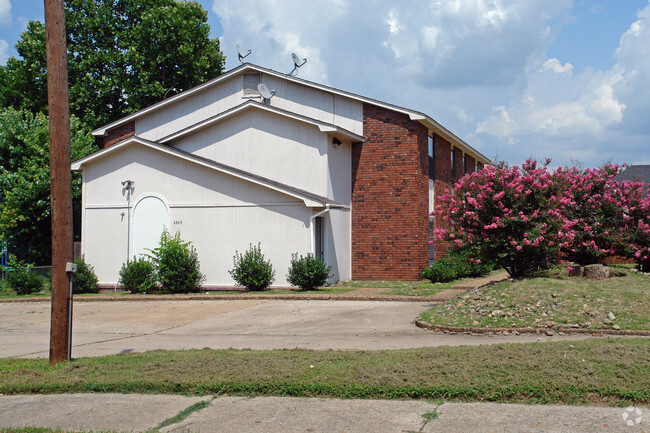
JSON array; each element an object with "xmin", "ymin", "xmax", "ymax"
[
  {"xmin": 236, "ymin": 44, "xmax": 251, "ymax": 63},
  {"xmin": 257, "ymin": 83, "xmax": 275, "ymax": 104},
  {"xmin": 289, "ymin": 52, "xmax": 307, "ymax": 76}
]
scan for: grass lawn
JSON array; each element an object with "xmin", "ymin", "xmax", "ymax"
[
  {"xmin": 419, "ymin": 266, "xmax": 650, "ymax": 331},
  {"xmin": 332, "ymin": 270, "xmax": 503, "ymax": 297},
  {"xmin": 1, "ymin": 338, "xmax": 648, "ymax": 406}
]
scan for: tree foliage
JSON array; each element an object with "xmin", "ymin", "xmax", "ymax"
[
  {"xmin": 435, "ymin": 160, "xmax": 565, "ymax": 277},
  {"xmin": 0, "ymin": 1, "xmax": 225, "ymax": 263},
  {"xmin": 435, "ymin": 160, "xmax": 650, "ymax": 276},
  {"xmin": 0, "ymin": 0, "xmax": 225, "ymax": 128},
  {"xmin": 0, "ymin": 108, "xmax": 95, "ymax": 263}
]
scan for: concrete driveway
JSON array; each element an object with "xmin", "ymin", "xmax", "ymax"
[{"xmin": 0, "ymin": 299, "xmax": 597, "ymax": 358}]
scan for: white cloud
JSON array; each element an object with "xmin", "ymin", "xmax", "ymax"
[
  {"xmin": 0, "ymin": 0, "xmax": 10, "ymax": 23},
  {"xmin": 539, "ymin": 58, "xmax": 574, "ymax": 74},
  {"xmin": 0, "ymin": 40, "xmax": 8, "ymax": 65},
  {"xmin": 211, "ymin": 0, "xmax": 649, "ymax": 167}
]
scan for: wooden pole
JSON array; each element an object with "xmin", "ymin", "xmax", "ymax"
[{"xmin": 45, "ymin": 0, "xmax": 73, "ymax": 365}]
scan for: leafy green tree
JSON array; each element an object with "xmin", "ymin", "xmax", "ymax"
[
  {"xmin": 0, "ymin": 0, "xmax": 225, "ymax": 128},
  {"xmin": 0, "ymin": 108, "xmax": 95, "ymax": 264}
]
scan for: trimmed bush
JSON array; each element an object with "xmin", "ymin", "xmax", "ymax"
[
  {"xmin": 229, "ymin": 243, "xmax": 275, "ymax": 291},
  {"xmin": 420, "ymin": 248, "xmax": 492, "ymax": 283},
  {"xmin": 149, "ymin": 228, "xmax": 204, "ymax": 293},
  {"xmin": 119, "ymin": 256, "xmax": 156, "ymax": 293},
  {"xmin": 6, "ymin": 256, "xmax": 44, "ymax": 295},
  {"xmin": 287, "ymin": 253, "xmax": 332, "ymax": 290},
  {"xmin": 73, "ymin": 256, "xmax": 100, "ymax": 293},
  {"xmin": 420, "ymin": 257, "xmax": 458, "ymax": 283}
]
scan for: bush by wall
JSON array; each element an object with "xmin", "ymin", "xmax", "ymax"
[
  {"xmin": 119, "ymin": 256, "xmax": 156, "ymax": 293},
  {"xmin": 286, "ymin": 253, "xmax": 332, "ymax": 290},
  {"xmin": 6, "ymin": 256, "xmax": 44, "ymax": 295},
  {"xmin": 421, "ymin": 248, "xmax": 492, "ymax": 283},
  {"xmin": 148, "ymin": 228, "xmax": 204, "ymax": 293},
  {"xmin": 73, "ymin": 256, "xmax": 99, "ymax": 293},
  {"xmin": 229, "ymin": 243, "xmax": 275, "ymax": 291}
]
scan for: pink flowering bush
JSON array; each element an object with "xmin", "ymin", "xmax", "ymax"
[
  {"xmin": 435, "ymin": 159, "xmax": 566, "ymax": 277},
  {"xmin": 613, "ymin": 180, "xmax": 650, "ymax": 272},
  {"xmin": 435, "ymin": 159, "xmax": 650, "ymax": 275},
  {"xmin": 552, "ymin": 165, "xmax": 623, "ymax": 265}
]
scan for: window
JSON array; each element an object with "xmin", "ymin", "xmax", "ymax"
[
  {"xmin": 428, "ymin": 179, "xmax": 434, "ymax": 214},
  {"xmin": 463, "ymin": 154, "xmax": 467, "ymax": 176},
  {"xmin": 450, "ymin": 148, "xmax": 455, "ymax": 184},
  {"xmin": 243, "ymin": 73, "xmax": 261, "ymax": 97},
  {"xmin": 427, "ymin": 135, "xmax": 435, "ymax": 179}
]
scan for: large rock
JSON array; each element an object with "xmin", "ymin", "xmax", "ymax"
[{"xmin": 583, "ymin": 264, "xmax": 613, "ymax": 280}]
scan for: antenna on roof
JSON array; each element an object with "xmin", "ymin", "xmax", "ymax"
[
  {"xmin": 257, "ymin": 83, "xmax": 275, "ymax": 104},
  {"xmin": 289, "ymin": 52, "xmax": 307, "ymax": 76},
  {"xmin": 236, "ymin": 45, "xmax": 251, "ymax": 63}
]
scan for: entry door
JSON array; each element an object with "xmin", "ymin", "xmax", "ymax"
[
  {"xmin": 132, "ymin": 196, "xmax": 169, "ymax": 259},
  {"xmin": 314, "ymin": 216, "xmax": 324, "ymax": 259}
]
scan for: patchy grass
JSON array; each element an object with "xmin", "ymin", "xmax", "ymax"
[
  {"xmin": 1, "ymin": 338, "xmax": 648, "ymax": 406},
  {"xmin": 419, "ymin": 266, "xmax": 650, "ymax": 331},
  {"xmin": 332, "ymin": 279, "xmax": 450, "ymax": 297},
  {"xmin": 333, "ymin": 270, "xmax": 504, "ymax": 297}
]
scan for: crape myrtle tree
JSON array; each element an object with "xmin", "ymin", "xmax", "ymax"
[
  {"xmin": 434, "ymin": 159, "xmax": 567, "ymax": 277},
  {"xmin": 613, "ymin": 178, "xmax": 650, "ymax": 272},
  {"xmin": 0, "ymin": 0, "xmax": 225, "ymax": 263},
  {"xmin": 0, "ymin": 0, "xmax": 225, "ymax": 129},
  {"xmin": 552, "ymin": 165, "xmax": 624, "ymax": 265},
  {"xmin": 435, "ymin": 159, "xmax": 650, "ymax": 276}
]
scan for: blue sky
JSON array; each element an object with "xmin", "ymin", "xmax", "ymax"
[{"xmin": 1, "ymin": 0, "xmax": 649, "ymax": 168}]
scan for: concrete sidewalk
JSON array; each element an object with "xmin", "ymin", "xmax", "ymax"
[{"xmin": 0, "ymin": 393, "xmax": 645, "ymax": 432}]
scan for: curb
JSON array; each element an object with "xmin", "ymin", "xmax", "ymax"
[
  {"xmin": 414, "ymin": 320, "xmax": 650, "ymax": 336},
  {"xmin": 0, "ymin": 293, "xmax": 445, "ymax": 303}
]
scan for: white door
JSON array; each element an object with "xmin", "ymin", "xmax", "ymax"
[{"xmin": 132, "ymin": 195, "xmax": 169, "ymax": 259}]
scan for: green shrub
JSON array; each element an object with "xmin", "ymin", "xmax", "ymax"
[
  {"xmin": 286, "ymin": 253, "xmax": 332, "ymax": 290},
  {"xmin": 420, "ymin": 248, "xmax": 493, "ymax": 283},
  {"xmin": 448, "ymin": 248, "xmax": 493, "ymax": 278},
  {"xmin": 119, "ymin": 256, "xmax": 156, "ymax": 293},
  {"xmin": 420, "ymin": 258, "xmax": 458, "ymax": 283},
  {"xmin": 229, "ymin": 243, "xmax": 275, "ymax": 291},
  {"xmin": 73, "ymin": 256, "xmax": 100, "ymax": 293},
  {"xmin": 6, "ymin": 256, "xmax": 44, "ymax": 295},
  {"xmin": 149, "ymin": 228, "xmax": 204, "ymax": 293}
]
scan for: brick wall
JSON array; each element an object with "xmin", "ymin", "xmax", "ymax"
[
  {"xmin": 103, "ymin": 121, "xmax": 135, "ymax": 148},
  {"xmin": 351, "ymin": 104, "xmax": 429, "ymax": 280},
  {"xmin": 464, "ymin": 154, "xmax": 476, "ymax": 176}
]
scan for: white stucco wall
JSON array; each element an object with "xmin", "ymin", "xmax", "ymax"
[
  {"xmin": 172, "ymin": 109, "xmax": 330, "ymax": 197},
  {"xmin": 81, "ymin": 143, "xmax": 319, "ymax": 286}
]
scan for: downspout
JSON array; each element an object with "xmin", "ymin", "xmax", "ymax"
[{"xmin": 310, "ymin": 204, "xmax": 330, "ymax": 256}]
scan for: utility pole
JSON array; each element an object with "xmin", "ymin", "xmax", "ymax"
[{"xmin": 45, "ymin": 0, "xmax": 73, "ymax": 364}]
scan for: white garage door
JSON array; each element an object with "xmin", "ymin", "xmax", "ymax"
[{"xmin": 132, "ymin": 195, "xmax": 169, "ymax": 259}]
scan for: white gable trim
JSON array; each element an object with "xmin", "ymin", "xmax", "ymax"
[
  {"xmin": 91, "ymin": 63, "xmax": 488, "ymax": 164},
  {"xmin": 158, "ymin": 99, "xmax": 365, "ymax": 145},
  {"xmin": 71, "ymin": 136, "xmax": 341, "ymax": 208}
]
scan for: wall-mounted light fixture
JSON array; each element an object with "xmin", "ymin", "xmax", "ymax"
[{"xmin": 332, "ymin": 137, "xmax": 342, "ymax": 147}]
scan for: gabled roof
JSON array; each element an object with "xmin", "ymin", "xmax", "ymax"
[
  {"xmin": 92, "ymin": 63, "xmax": 489, "ymax": 164},
  {"xmin": 71, "ymin": 136, "xmax": 341, "ymax": 208},
  {"xmin": 614, "ymin": 165, "xmax": 650, "ymax": 185},
  {"xmin": 158, "ymin": 99, "xmax": 365, "ymax": 144}
]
